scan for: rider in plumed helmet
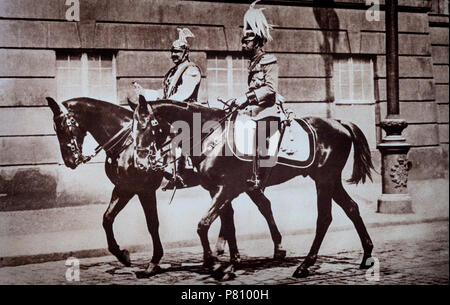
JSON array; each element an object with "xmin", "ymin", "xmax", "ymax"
[{"xmin": 234, "ymin": 0, "xmax": 281, "ymax": 189}]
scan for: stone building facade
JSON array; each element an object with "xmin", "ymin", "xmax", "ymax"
[{"xmin": 0, "ymin": 0, "xmax": 448, "ymax": 210}]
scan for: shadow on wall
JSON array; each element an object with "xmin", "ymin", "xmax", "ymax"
[
  {"xmin": 313, "ymin": 0, "xmax": 340, "ymax": 117},
  {"xmin": 0, "ymin": 169, "xmax": 57, "ymax": 211}
]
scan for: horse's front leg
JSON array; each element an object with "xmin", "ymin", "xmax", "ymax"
[
  {"xmin": 138, "ymin": 191, "xmax": 163, "ymax": 276},
  {"xmin": 198, "ymin": 186, "xmax": 230, "ymax": 268},
  {"xmin": 103, "ymin": 186, "xmax": 134, "ymax": 266}
]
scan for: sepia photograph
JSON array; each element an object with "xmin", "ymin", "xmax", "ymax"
[{"xmin": 0, "ymin": 0, "xmax": 448, "ymax": 294}]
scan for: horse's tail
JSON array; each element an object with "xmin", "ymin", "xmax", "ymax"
[{"xmin": 340, "ymin": 121, "xmax": 375, "ymax": 184}]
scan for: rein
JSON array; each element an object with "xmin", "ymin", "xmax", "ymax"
[{"xmin": 84, "ymin": 122, "xmax": 133, "ymax": 163}]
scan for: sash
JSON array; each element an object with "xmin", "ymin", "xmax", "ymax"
[{"xmin": 165, "ymin": 61, "xmax": 198, "ymax": 98}]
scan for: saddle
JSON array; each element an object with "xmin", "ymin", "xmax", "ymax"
[{"xmin": 226, "ymin": 111, "xmax": 316, "ymax": 168}]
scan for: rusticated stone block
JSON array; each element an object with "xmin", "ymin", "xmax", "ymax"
[
  {"xmin": 400, "ymin": 123, "xmax": 440, "ymax": 146},
  {"xmin": 0, "ymin": 20, "xmax": 48, "ymax": 48},
  {"xmin": 0, "ymin": 50, "xmax": 55, "ymax": 77},
  {"xmin": 0, "ymin": 108, "xmax": 54, "ymax": 136},
  {"xmin": 432, "ymin": 46, "xmax": 449, "ymax": 64},
  {"xmin": 435, "ymin": 84, "xmax": 449, "ymax": 103},
  {"xmin": 376, "ymin": 79, "xmax": 435, "ymax": 101},
  {"xmin": 47, "ymin": 21, "xmax": 81, "ymax": 48},
  {"xmin": 267, "ymin": 29, "xmax": 350, "ymax": 53},
  {"xmin": 279, "ymin": 78, "xmax": 330, "ymax": 102},
  {"xmin": 361, "ymin": 33, "xmax": 430, "ymax": 55},
  {"xmin": 0, "ymin": 78, "xmax": 56, "ymax": 106},
  {"xmin": 430, "ymin": 27, "xmax": 449, "ymax": 45},
  {"xmin": 433, "ymin": 65, "xmax": 449, "ymax": 84},
  {"xmin": 439, "ymin": 124, "xmax": 449, "ymax": 143},
  {"xmin": 437, "ymin": 104, "xmax": 449, "ymax": 123},
  {"xmin": 0, "ymin": 136, "xmax": 60, "ymax": 165},
  {"xmin": 407, "ymin": 146, "xmax": 447, "ymax": 179},
  {"xmin": 277, "ymin": 54, "xmax": 332, "ymax": 78},
  {"xmin": 0, "ymin": 0, "xmax": 65, "ymax": 20},
  {"xmin": 376, "ymin": 56, "xmax": 434, "ymax": 78},
  {"xmin": 377, "ymin": 101, "xmax": 438, "ymax": 124}
]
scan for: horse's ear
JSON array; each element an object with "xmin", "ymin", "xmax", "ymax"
[
  {"xmin": 46, "ymin": 97, "xmax": 62, "ymax": 116},
  {"xmin": 138, "ymin": 95, "xmax": 149, "ymax": 115},
  {"xmin": 138, "ymin": 95, "xmax": 147, "ymax": 106},
  {"xmin": 128, "ymin": 98, "xmax": 137, "ymax": 111}
]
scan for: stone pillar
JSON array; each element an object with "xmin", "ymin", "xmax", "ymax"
[
  {"xmin": 377, "ymin": 119, "xmax": 413, "ymax": 213},
  {"xmin": 377, "ymin": 0, "xmax": 413, "ymax": 213}
]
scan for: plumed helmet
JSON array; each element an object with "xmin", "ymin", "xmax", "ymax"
[
  {"xmin": 171, "ymin": 28, "xmax": 195, "ymax": 51},
  {"xmin": 242, "ymin": 0, "xmax": 273, "ymax": 43}
]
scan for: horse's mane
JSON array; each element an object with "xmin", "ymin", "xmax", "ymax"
[{"xmin": 62, "ymin": 97, "xmax": 133, "ymax": 117}]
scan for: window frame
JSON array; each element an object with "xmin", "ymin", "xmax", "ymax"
[
  {"xmin": 206, "ymin": 52, "xmax": 249, "ymax": 108},
  {"xmin": 56, "ymin": 50, "xmax": 118, "ymax": 103},
  {"xmin": 333, "ymin": 56, "xmax": 376, "ymax": 105}
]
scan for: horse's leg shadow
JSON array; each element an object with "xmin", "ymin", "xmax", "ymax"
[{"xmin": 103, "ymin": 186, "xmax": 134, "ymax": 267}]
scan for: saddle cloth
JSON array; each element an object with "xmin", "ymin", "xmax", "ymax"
[{"xmin": 226, "ymin": 112, "xmax": 316, "ymax": 168}]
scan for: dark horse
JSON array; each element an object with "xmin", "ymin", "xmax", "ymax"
[
  {"xmin": 133, "ymin": 95, "xmax": 375, "ymax": 278},
  {"xmin": 46, "ymin": 97, "xmax": 240, "ymax": 275}
]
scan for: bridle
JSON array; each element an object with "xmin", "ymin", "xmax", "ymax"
[
  {"xmin": 54, "ymin": 112, "xmax": 87, "ymax": 166},
  {"xmin": 55, "ymin": 111, "xmax": 134, "ymax": 167}
]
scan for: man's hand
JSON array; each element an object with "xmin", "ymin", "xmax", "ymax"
[{"xmin": 235, "ymin": 95, "xmax": 248, "ymax": 109}]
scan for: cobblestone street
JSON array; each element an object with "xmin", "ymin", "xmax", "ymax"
[{"xmin": 0, "ymin": 221, "xmax": 447, "ymax": 285}]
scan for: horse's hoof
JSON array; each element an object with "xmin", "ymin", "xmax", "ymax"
[
  {"xmin": 230, "ymin": 253, "xmax": 241, "ymax": 265},
  {"xmin": 360, "ymin": 256, "xmax": 374, "ymax": 269},
  {"xmin": 274, "ymin": 249, "xmax": 287, "ymax": 260},
  {"xmin": 292, "ymin": 267, "xmax": 309, "ymax": 278},
  {"xmin": 203, "ymin": 255, "xmax": 218, "ymax": 268},
  {"xmin": 222, "ymin": 265, "xmax": 237, "ymax": 281},
  {"xmin": 115, "ymin": 249, "xmax": 131, "ymax": 267},
  {"xmin": 144, "ymin": 263, "xmax": 162, "ymax": 277},
  {"xmin": 211, "ymin": 263, "xmax": 226, "ymax": 281}
]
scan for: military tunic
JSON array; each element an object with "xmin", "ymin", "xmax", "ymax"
[
  {"xmin": 242, "ymin": 52, "xmax": 279, "ymax": 120},
  {"xmin": 162, "ymin": 60, "xmax": 201, "ymax": 103}
]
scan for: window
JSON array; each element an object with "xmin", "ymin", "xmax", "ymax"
[
  {"xmin": 56, "ymin": 52, "xmax": 117, "ymax": 102},
  {"xmin": 207, "ymin": 54, "xmax": 249, "ymax": 108},
  {"xmin": 333, "ymin": 57, "xmax": 375, "ymax": 103}
]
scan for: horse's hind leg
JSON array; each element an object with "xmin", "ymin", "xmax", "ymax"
[
  {"xmin": 246, "ymin": 189, "xmax": 286, "ymax": 260},
  {"xmin": 332, "ymin": 180, "xmax": 373, "ymax": 269},
  {"xmin": 138, "ymin": 191, "xmax": 163, "ymax": 276},
  {"xmin": 293, "ymin": 180, "xmax": 332, "ymax": 278},
  {"xmin": 103, "ymin": 186, "xmax": 134, "ymax": 266}
]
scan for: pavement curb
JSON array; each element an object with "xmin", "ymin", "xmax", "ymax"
[{"xmin": 1, "ymin": 216, "xmax": 448, "ymax": 268}]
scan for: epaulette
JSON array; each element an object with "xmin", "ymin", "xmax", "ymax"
[{"xmin": 259, "ymin": 54, "xmax": 277, "ymax": 65}]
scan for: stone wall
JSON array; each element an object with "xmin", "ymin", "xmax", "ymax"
[{"xmin": 0, "ymin": 0, "xmax": 446, "ymax": 210}]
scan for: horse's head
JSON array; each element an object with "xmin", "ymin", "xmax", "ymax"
[
  {"xmin": 47, "ymin": 97, "xmax": 87, "ymax": 169},
  {"xmin": 131, "ymin": 95, "xmax": 168, "ymax": 172}
]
